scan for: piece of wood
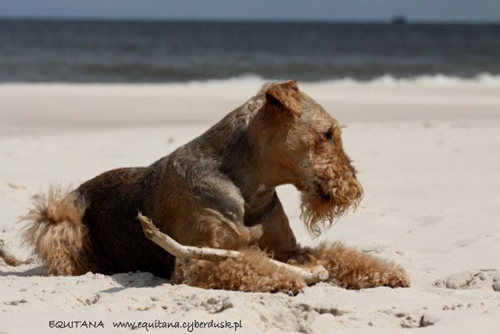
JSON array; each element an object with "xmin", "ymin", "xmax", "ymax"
[{"xmin": 137, "ymin": 212, "xmax": 329, "ymax": 285}]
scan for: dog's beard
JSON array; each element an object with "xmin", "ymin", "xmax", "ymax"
[{"xmin": 300, "ymin": 166, "xmax": 363, "ymax": 237}]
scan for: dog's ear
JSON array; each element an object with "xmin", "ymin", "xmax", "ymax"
[{"xmin": 265, "ymin": 80, "xmax": 303, "ymax": 118}]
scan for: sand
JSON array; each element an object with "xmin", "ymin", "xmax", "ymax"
[{"xmin": 1, "ymin": 80, "xmax": 499, "ymax": 333}]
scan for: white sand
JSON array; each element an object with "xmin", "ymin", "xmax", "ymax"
[{"xmin": 1, "ymin": 81, "xmax": 499, "ymax": 333}]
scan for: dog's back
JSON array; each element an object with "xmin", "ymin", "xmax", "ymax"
[{"xmin": 21, "ymin": 102, "xmax": 256, "ymax": 277}]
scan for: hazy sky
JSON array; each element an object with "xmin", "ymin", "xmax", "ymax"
[{"xmin": 1, "ymin": 0, "xmax": 500, "ymax": 22}]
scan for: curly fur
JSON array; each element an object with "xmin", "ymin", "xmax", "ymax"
[
  {"xmin": 171, "ymin": 249, "xmax": 306, "ymax": 294},
  {"xmin": 301, "ymin": 126, "xmax": 364, "ymax": 236},
  {"xmin": 311, "ymin": 243, "xmax": 410, "ymax": 289},
  {"xmin": 21, "ymin": 187, "xmax": 101, "ymax": 276}
]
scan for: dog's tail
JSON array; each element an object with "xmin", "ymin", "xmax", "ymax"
[{"xmin": 21, "ymin": 187, "xmax": 99, "ymax": 276}]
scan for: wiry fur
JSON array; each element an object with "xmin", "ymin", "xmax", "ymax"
[
  {"xmin": 301, "ymin": 172, "xmax": 363, "ymax": 237},
  {"xmin": 300, "ymin": 124, "xmax": 363, "ymax": 236},
  {"xmin": 172, "ymin": 249, "xmax": 306, "ymax": 294},
  {"xmin": 291, "ymin": 243, "xmax": 410, "ymax": 289},
  {"xmin": 21, "ymin": 187, "xmax": 101, "ymax": 275},
  {"xmin": 11, "ymin": 81, "xmax": 409, "ymax": 293}
]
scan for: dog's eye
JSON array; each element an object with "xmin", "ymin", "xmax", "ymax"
[{"xmin": 325, "ymin": 130, "xmax": 334, "ymax": 142}]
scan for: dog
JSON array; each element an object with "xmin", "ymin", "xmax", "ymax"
[{"xmin": 3, "ymin": 80, "xmax": 409, "ymax": 293}]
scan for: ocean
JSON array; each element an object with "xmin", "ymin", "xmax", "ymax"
[{"xmin": 0, "ymin": 19, "xmax": 499, "ymax": 83}]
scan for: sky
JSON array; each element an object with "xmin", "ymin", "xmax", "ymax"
[{"xmin": 1, "ymin": 0, "xmax": 500, "ymax": 23}]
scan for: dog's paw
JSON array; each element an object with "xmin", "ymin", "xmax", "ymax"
[
  {"xmin": 370, "ymin": 266, "xmax": 411, "ymax": 289},
  {"xmin": 387, "ymin": 271, "xmax": 411, "ymax": 288},
  {"xmin": 342, "ymin": 268, "xmax": 411, "ymax": 290},
  {"xmin": 365, "ymin": 264, "xmax": 411, "ymax": 289}
]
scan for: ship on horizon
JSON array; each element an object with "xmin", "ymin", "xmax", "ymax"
[{"xmin": 391, "ymin": 15, "xmax": 408, "ymax": 25}]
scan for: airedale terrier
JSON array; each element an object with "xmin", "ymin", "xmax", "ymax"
[{"xmin": 4, "ymin": 80, "xmax": 409, "ymax": 293}]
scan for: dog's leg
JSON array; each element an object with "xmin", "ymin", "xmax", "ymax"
[
  {"xmin": 171, "ymin": 250, "xmax": 308, "ymax": 294},
  {"xmin": 294, "ymin": 242, "xmax": 410, "ymax": 289},
  {"xmin": 138, "ymin": 213, "xmax": 328, "ymax": 289}
]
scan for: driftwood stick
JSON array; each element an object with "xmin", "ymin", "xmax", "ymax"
[{"xmin": 137, "ymin": 212, "xmax": 329, "ymax": 285}]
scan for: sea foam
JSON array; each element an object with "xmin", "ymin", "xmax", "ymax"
[{"xmin": 184, "ymin": 73, "xmax": 500, "ymax": 87}]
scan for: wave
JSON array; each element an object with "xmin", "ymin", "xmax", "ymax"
[
  {"xmin": 183, "ymin": 73, "xmax": 500, "ymax": 87},
  {"xmin": 348, "ymin": 73, "xmax": 500, "ymax": 86},
  {"xmin": 3, "ymin": 73, "xmax": 499, "ymax": 87}
]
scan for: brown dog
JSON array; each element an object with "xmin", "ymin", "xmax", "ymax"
[{"xmin": 13, "ymin": 81, "xmax": 409, "ymax": 293}]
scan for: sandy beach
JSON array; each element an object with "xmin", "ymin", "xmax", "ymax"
[{"xmin": 1, "ymin": 80, "xmax": 499, "ymax": 333}]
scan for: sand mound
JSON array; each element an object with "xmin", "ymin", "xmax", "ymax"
[{"xmin": 435, "ymin": 270, "xmax": 500, "ymax": 291}]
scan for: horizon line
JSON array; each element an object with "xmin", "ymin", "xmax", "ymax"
[{"xmin": 1, "ymin": 15, "xmax": 499, "ymax": 25}]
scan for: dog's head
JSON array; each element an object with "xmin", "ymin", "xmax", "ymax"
[{"xmin": 258, "ymin": 80, "xmax": 363, "ymax": 236}]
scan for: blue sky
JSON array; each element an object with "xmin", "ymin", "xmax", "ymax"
[{"xmin": 1, "ymin": 0, "xmax": 500, "ymax": 22}]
